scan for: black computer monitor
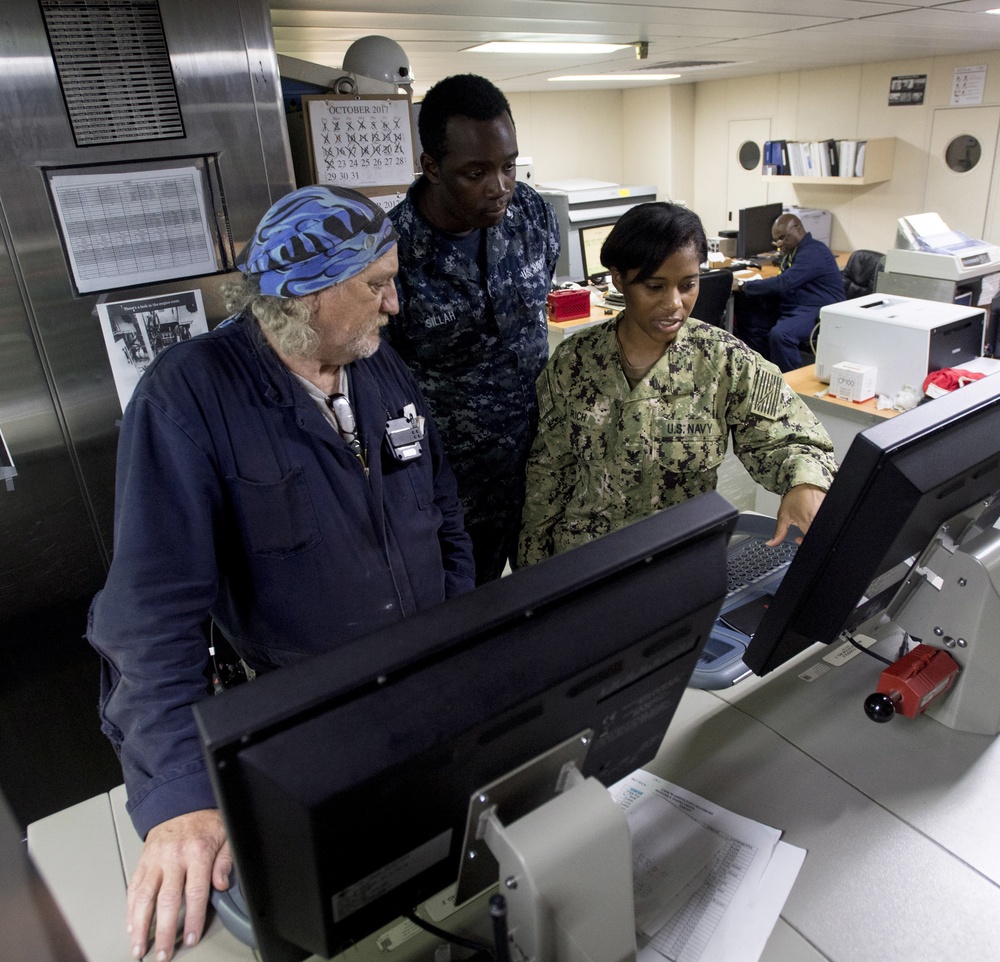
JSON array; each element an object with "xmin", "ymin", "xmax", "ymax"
[
  {"xmin": 736, "ymin": 202, "xmax": 782, "ymax": 259},
  {"xmin": 578, "ymin": 221, "xmax": 617, "ymax": 282},
  {"xmin": 744, "ymin": 375, "xmax": 1000, "ymax": 676},
  {"xmin": 196, "ymin": 492, "xmax": 737, "ymax": 962}
]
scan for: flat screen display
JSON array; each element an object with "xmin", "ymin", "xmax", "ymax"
[
  {"xmin": 737, "ymin": 201, "xmax": 782, "ymax": 259},
  {"xmin": 196, "ymin": 493, "xmax": 737, "ymax": 962},
  {"xmin": 578, "ymin": 221, "xmax": 617, "ymax": 282},
  {"xmin": 745, "ymin": 376, "xmax": 1000, "ymax": 675}
]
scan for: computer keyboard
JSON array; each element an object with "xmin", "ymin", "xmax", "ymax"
[
  {"xmin": 725, "ymin": 536, "xmax": 797, "ymax": 596},
  {"xmin": 688, "ymin": 513, "xmax": 799, "ymax": 690}
]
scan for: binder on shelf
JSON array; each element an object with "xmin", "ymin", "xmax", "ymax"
[
  {"xmin": 803, "ymin": 144, "xmax": 816, "ymax": 176},
  {"xmin": 838, "ymin": 141, "xmax": 856, "ymax": 179},
  {"xmin": 825, "ymin": 139, "xmax": 839, "ymax": 177},
  {"xmin": 763, "ymin": 140, "xmax": 788, "ymax": 175},
  {"xmin": 762, "ymin": 138, "xmax": 878, "ymax": 179},
  {"xmin": 763, "ymin": 141, "xmax": 776, "ymax": 174}
]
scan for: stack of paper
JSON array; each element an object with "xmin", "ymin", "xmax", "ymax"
[{"xmin": 611, "ymin": 771, "xmax": 805, "ymax": 962}]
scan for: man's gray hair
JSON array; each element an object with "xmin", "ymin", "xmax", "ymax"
[{"xmin": 222, "ymin": 272, "xmax": 318, "ymax": 358}]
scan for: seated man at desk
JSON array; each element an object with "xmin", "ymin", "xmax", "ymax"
[
  {"xmin": 87, "ymin": 185, "xmax": 474, "ymax": 962},
  {"xmin": 734, "ymin": 212, "xmax": 845, "ymax": 372}
]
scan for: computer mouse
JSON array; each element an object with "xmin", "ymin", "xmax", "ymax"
[{"xmin": 211, "ymin": 872, "xmax": 257, "ymax": 948}]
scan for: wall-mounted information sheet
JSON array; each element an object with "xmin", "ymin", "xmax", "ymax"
[{"xmin": 49, "ymin": 167, "xmax": 219, "ymax": 293}]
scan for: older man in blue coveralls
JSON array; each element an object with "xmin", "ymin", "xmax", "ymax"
[
  {"xmin": 735, "ymin": 212, "xmax": 845, "ymax": 371},
  {"xmin": 87, "ymin": 186, "xmax": 474, "ymax": 962}
]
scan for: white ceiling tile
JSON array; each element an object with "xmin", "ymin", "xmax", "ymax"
[{"xmin": 269, "ymin": 1, "xmax": 1000, "ymax": 92}]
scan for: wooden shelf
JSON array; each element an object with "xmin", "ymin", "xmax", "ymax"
[{"xmin": 763, "ymin": 137, "xmax": 895, "ymax": 186}]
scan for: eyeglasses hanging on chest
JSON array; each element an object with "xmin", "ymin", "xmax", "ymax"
[{"xmin": 326, "ymin": 393, "xmax": 367, "ymax": 473}]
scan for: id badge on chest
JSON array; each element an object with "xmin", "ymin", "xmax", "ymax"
[{"xmin": 385, "ymin": 403, "xmax": 425, "ymax": 461}]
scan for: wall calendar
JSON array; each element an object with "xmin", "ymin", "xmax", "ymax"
[{"xmin": 303, "ymin": 94, "xmax": 416, "ymax": 192}]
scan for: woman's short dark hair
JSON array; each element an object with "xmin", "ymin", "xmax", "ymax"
[
  {"xmin": 600, "ymin": 203, "xmax": 708, "ymax": 283},
  {"xmin": 418, "ymin": 74, "xmax": 514, "ymax": 161}
]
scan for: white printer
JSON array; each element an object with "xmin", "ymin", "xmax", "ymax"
[
  {"xmin": 885, "ymin": 212, "xmax": 1000, "ymax": 282},
  {"xmin": 784, "ymin": 206, "xmax": 832, "ymax": 249},
  {"xmin": 815, "ymin": 294, "xmax": 985, "ymax": 399}
]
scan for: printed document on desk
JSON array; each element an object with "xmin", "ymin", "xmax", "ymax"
[{"xmin": 611, "ymin": 771, "xmax": 806, "ymax": 962}]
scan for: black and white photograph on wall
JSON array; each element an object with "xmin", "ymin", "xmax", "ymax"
[
  {"xmin": 0, "ymin": 423, "xmax": 16, "ymax": 492},
  {"xmin": 96, "ymin": 290, "xmax": 208, "ymax": 413},
  {"xmin": 888, "ymin": 74, "xmax": 927, "ymax": 106}
]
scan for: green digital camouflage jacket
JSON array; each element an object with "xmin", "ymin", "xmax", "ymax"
[{"xmin": 517, "ymin": 314, "xmax": 837, "ymax": 565}]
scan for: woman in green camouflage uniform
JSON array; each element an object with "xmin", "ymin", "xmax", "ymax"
[{"xmin": 518, "ymin": 202, "xmax": 837, "ymax": 566}]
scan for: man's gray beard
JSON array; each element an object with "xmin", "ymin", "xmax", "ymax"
[
  {"xmin": 345, "ymin": 328, "xmax": 382, "ymax": 361},
  {"xmin": 342, "ymin": 316, "xmax": 389, "ymax": 361}
]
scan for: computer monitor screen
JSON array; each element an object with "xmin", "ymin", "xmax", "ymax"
[
  {"xmin": 737, "ymin": 202, "xmax": 782, "ymax": 258},
  {"xmin": 196, "ymin": 493, "xmax": 737, "ymax": 962},
  {"xmin": 744, "ymin": 375, "xmax": 1000, "ymax": 676},
  {"xmin": 579, "ymin": 221, "xmax": 617, "ymax": 282}
]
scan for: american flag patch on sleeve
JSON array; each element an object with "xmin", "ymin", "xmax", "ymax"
[{"xmin": 749, "ymin": 368, "xmax": 784, "ymax": 419}]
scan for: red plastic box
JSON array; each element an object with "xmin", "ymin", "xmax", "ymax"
[{"xmin": 547, "ymin": 288, "xmax": 592, "ymax": 322}]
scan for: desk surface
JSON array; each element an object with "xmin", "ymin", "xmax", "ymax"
[
  {"xmin": 784, "ymin": 364, "xmax": 899, "ymax": 420},
  {"xmin": 547, "ymin": 251, "xmax": 851, "ymax": 337},
  {"xmin": 27, "ymin": 636, "xmax": 1000, "ymax": 962}
]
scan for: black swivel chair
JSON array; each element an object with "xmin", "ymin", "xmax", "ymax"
[
  {"xmin": 692, "ymin": 268, "xmax": 734, "ymax": 330},
  {"xmin": 798, "ymin": 249, "xmax": 886, "ymax": 366},
  {"xmin": 841, "ymin": 249, "xmax": 886, "ymax": 299}
]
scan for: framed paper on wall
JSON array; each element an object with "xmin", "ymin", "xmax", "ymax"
[{"xmin": 303, "ymin": 94, "xmax": 416, "ymax": 193}]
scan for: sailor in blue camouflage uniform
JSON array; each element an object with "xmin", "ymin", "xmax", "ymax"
[
  {"xmin": 519, "ymin": 202, "xmax": 837, "ymax": 566},
  {"xmin": 387, "ymin": 74, "xmax": 560, "ymax": 583}
]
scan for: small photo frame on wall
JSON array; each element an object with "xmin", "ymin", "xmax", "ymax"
[{"xmin": 888, "ymin": 74, "xmax": 927, "ymax": 106}]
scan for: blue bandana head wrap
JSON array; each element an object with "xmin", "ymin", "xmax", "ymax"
[{"xmin": 240, "ymin": 185, "xmax": 398, "ymax": 297}]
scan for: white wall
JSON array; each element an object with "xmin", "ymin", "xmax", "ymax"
[
  {"xmin": 621, "ymin": 84, "xmax": 695, "ymax": 204},
  {"xmin": 685, "ymin": 48, "xmax": 1000, "ymax": 253},
  {"xmin": 509, "ymin": 47, "xmax": 1000, "ymax": 256},
  {"xmin": 506, "ymin": 85, "xmax": 695, "ymax": 202},
  {"xmin": 506, "ymin": 90, "xmax": 625, "ymax": 186}
]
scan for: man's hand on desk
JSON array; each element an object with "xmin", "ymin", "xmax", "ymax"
[
  {"xmin": 127, "ymin": 808, "xmax": 231, "ymax": 961},
  {"xmin": 768, "ymin": 483, "xmax": 827, "ymax": 546},
  {"xmin": 732, "ymin": 273, "xmax": 763, "ymax": 292}
]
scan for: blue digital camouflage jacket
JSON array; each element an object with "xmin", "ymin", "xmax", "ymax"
[{"xmin": 386, "ymin": 180, "xmax": 561, "ymax": 527}]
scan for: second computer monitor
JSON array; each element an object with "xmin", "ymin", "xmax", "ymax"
[
  {"xmin": 578, "ymin": 221, "xmax": 617, "ymax": 283},
  {"xmin": 737, "ymin": 202, "xmax": 782, "ymax": 259},
  {"xmin": 744, "ymin": 374, "xmax": 1000, "ymax": 676}
]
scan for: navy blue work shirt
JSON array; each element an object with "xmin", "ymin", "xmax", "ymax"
[{"xmin": 88, "ymin": 314, "xmax": 474, "ymax": 838}]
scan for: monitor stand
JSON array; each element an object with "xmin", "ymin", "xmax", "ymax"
[
  {"xmin": 456, "ymin": 731, "xmax": 636, "ymax": 962},
  {"xmin": 886, "ymin": 497, "xmax": 1000, "ymax": 736}
]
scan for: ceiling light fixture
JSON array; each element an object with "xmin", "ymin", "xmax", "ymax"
[
  {"xmin": 465, "ymin": 41, "xmax": 631, "ymax": 54},
  {"xmin": 549, "ymin": 73, "xmax": 680, "ymax": 82}
]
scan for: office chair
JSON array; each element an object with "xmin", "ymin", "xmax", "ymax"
[
  {"xmin": 796, "ymin": 250, "xmax": 885, "ymax": 367},
  {"xmin": 692, "ymin": 268, "xmax": 734, "ymax": 329},
  {"xmin": 841, "ymin": 249, "xmax": 886, "ymax": 299}
]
